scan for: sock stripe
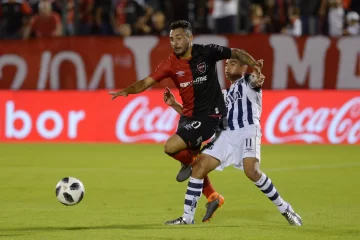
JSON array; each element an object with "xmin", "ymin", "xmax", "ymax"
[
  {"xmin": 186, "ymin": 190, "xmax": 201, "ymax": 197},
  {"xmin": 188, "ymin": 182, "xmax": 203, "ymax": 189},
  {"xmin": 269, "ymin": 192, "xmax": 279, "ymax": 201},
  {"xmin": 261, "ymin": 183, "xmax": 274, "ymax": 194},
  {"xmin": 187, "ymin": 187, "xmax": 203, "ymax": 192},
  {"xmin": 183, "ymin": 178, "xmax": 203, "ymax": 224},
  {"xmin": 184, "ymin": 199, "xmax": 193, "ymax": 206},
  {"xmin": 257, "ymin": 176, "xmax": 268, "ymax": 188},
  {"xmin": 254, "ymin": 174, "xmax": 287, "ymax": 213}
]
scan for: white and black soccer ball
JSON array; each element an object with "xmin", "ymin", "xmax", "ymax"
[{"xmin": 55, "ymin": 177, "xmax": 85, "ymax": 206}]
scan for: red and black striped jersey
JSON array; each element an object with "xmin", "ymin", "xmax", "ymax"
[{"xmin": 150, "ymin": 44, "xmax": 231, "ymax": 117}]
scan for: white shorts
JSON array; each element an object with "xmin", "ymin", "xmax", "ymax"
[{"xmin": 202, "ymin": 125, "xmax": 261, "ymax": 171}]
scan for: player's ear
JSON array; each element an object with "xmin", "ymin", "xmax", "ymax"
[{"xmin": 189, "ymin": 33, "xmax": 193, "ymax": 42}]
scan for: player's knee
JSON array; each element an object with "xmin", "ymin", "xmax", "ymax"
[
  {"xmin": 164, "ymin": 142, "xmax": 176, "ymax": 155},
  {"xmin": 245, "ymin": 168, "xmax": 260, "ymax": 182},
  {"xmin": 192, "ymin": 159, "xmax": 207, "ymax": 179},
  {"xmin": 244, "ymin": 158, "xmax": 262, "ymax": 182}
]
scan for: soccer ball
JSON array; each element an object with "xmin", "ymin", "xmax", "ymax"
[{"xmin": 55, "ymin": 177, "xmax": 85, "ymax": 206}]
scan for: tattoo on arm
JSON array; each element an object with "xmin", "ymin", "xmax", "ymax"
[{"xmin": 231, "ymin": 48, "xmax": 256, "ymax": 67}]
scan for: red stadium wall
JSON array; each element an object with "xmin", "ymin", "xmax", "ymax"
[
  {"xmin": 0, "ymin": 35, "xmax": 360, "ymax": 90},
  {"xmin": 0, "ymin": 90, "xmax": 359, "ymax": 144}
]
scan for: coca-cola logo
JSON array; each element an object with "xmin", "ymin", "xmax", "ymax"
[
  {"xmin": 265, "ymin": 96, "xmax": 360, "ymax": 144},
  {"xmin": 115, "ymin": 96, "xmax": 179, "ymax": 142}
]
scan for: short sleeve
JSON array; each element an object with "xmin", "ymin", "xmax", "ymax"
[
  {"xmin": 149, "ymin": 59, "xmax": 173, "ymax": 82},
  {"xmin": 204, "ymin": 44, "xmax": 232, "ymax": 62}
]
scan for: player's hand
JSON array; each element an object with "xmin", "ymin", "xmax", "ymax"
[
  {"xmin": 108, "ymin": 90, "xmax": 128, "ymax": 100},
  {"xmin": 256, "ymin": 59, "xmax": 264, "ymax": 69},
  {"xmin": 164, "ymin": 87, "xmax": 176, "ymax": 106},
  {"xmin": 255, "ymin": 72, "xmax": 265, "ymax": 87},
  {"xmin": 249, "ymin": 71, "xmax": 265, "ymax": 88}
]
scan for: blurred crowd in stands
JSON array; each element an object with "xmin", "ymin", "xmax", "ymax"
[{"xmin": 0, "ymin": 0, "xmax": 359, "ymax": 39}]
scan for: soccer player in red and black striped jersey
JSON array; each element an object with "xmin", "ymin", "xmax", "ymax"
[{"xmin": 109, "ymin": 20, "xmax": 262, "ymax": 217}]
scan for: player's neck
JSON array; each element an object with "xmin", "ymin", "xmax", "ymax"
[{"xmin": 230, "ymin": 74, "xmax": 244, "ymax": 84}]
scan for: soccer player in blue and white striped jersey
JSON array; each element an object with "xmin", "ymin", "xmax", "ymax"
[{"xmin": 164, "ymin": 58, "xmax": 302, "ymax": 226}]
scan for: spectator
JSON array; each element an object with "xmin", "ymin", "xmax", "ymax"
[
  {"xmin": 212, "ymin": 0, "xmax": 238, "ymax": 34},
  {"xmin": 349, "ymin": 0, "xmax": 360, "ymax": 14},
  {"xmin": 145, "ymin": 0, "xmax": 162, "ymax": 11},
  {"xmin": 0, "ymin": 0, "xmax": 32, "ymax": 39},
  {"xmin": 114, "ymin": 0, "xmax": 151, "ymax": 36},
  {"xmin": 328, "ymin": 0, "xmax": 345, "ymax": 37},
  {"xmin": 299, "ymin": 0, "xmax": 323, "ymax": 35},
  {"xmin": 282, "ymin": 7, "xmax": 302, "ymax": 36},
  {"xmin": 238, "ymin": 0, "xmax": 251, "ymax": 33},
  {"xmin": 31, "ymin": 0, "xmax": 62, "ymax": 15},
  {"xmin": 65, "ymin": 0, "xmax": 75, "ymax": 35},
  {"xmin": 150, "ymin": 10, "xmax": 167, "ymax": 36},
  {"xmin": 344, "ymin": 11, "xmax": 359, "ymax": 35},
  {"xmin": 249, "ymin": 4, "xmax": 266, "ymax": 34},
  {"xmin": 93, "ymin": 0, "xmax": 114, "ymax": 35},
  {"xmin": 265, "ymin": 0, "xmax": 293, "ymax": 33},
  {"xmin": 167, "ymin": 0, "xmax": 189, "ymax": 23},
  {"xmin": 24, "ymin": 0, "xmax": 62, "ymax": 39},
  {"xmin": 193, "ymin": 0, "xmax": 210, "ymax": 34},
  {"xmin": 77, "ymin": 0, "xmax": 94, "ymax": 35}
]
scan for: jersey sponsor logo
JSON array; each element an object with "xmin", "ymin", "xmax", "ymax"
[
  {"xmin": 225, "ymin": 91, "xmax": 242, "ymax": 106},
  {"xmin": 176, "ymin": 71, "xmax": 185, "ymax": 77},
  {"xmin": 193, "ymin": 75, "xmax": 207, "ymax": 84},
  {"xmin": 179, "ymin": 76, "xmax": 207, "ymax": 88},
  {"xmin": 180, "ymin": 82, "xmax": 191, "ymax": 88},
  {"xmin": 197, "ymin": 62, "xmax": 206, "ymax": 74}
]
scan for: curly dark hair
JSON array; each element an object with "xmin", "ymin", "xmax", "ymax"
[{"xmin": 169, "ymin": 20, "xmax": 192, "ymax": 34}]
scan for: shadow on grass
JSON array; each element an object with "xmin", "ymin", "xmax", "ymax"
[
  {"xmin": 0, "ymin": 234, "xmax": 27, "ymax": 238},
  {"xmin": 2, "ymin": 224, "xmax": 359, "ymax": 238},
  {"xmin": 0, "ymin": 223, "xmax": 239, "ymax": 232}
]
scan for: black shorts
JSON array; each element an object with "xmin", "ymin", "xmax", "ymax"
[{"xmin": 176, "ymin": 115, "xmax": 223, "ymax": 151}]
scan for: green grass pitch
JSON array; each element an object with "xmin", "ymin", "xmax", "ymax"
[{"xmin": 0, "ymin": 144, "xmax": 359, "ymax": 240}]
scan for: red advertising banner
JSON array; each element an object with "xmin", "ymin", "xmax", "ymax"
[
  {"xmin": 0, "ymin": 36, "xmax": 360, "ymax": 90},
  {"xmin": 0, "ymin": 90, "xmax": 359, "ymax": 144}
]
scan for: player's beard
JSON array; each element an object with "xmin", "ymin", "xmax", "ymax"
[{"xmin": 175, "ymin": 45, "xmax": 189, "ymax": 58}]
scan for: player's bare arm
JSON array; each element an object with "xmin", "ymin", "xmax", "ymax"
[
  {"xmin": 231, "ymin": 48, "xmax": 263, "ymax": 73},
  {"xmin": 164, "ymin": 87, "xmax": 183, "ymax": 114},
  {"xmin": 109, "ymin": 76, "xmax": 157, "ymax": 100}
]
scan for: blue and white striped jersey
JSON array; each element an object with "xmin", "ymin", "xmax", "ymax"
[{"xmin": 223, "ymin": 74, "xmax": 262, "ymax": 130}]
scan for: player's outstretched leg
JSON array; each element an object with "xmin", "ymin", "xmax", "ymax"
[
  {"xmin": 164, "ymin": 134, "xmax": 196, "ymax": 182},
  {"xmin": 175, "ymin": 154, "xmax": 196, "ymax": 182},
  {"xmin": 243, "ymin": 158, "xmax": 302, "ymax": 226}
]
